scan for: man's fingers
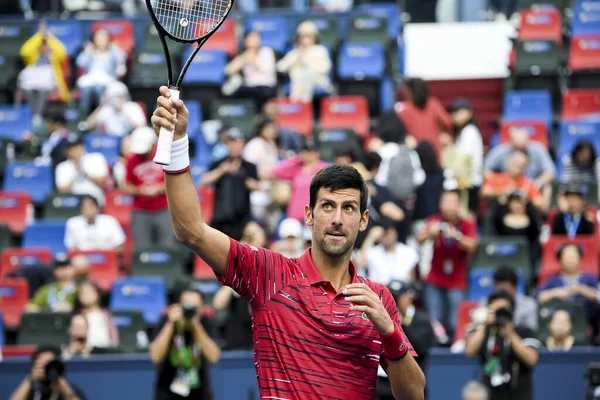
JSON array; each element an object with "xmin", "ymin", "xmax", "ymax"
[
  {"xmin": 151, "ymin": 115, "xmax": 175, "ymax": 131},
  {"xmin": 345, "ymin": 295, "xmax": 376, "ymax": 307},
  {"xmin": 154, "ymin": 107, "xmax": 177, "ymax": 123},
  {"xmin": 159, "ymin": 85, "xmax": 171, "ymax": 98},
  {"xmin": 172, "ymin": 98, "xmax": 188, "ymax": 117},
  {"xmin": 348, "ymin": 305, "xmax": 370, "ymax": 313},
  {"xmin": 157, "ymin": 96, "xmax": 176, "ymax": 113}
]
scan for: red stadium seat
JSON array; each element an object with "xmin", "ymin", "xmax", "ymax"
[
  {"xmin": 454, "ymin": 301, "xmax": 479, "ymax": 343},
  {"xmin": 0, "ymin": 191, "xmax": 31, "ymax": 234},
  {"xmin": 91, "ymin": 20, "xmax": 135, "ymax": 56},
  {"xmin": 500, "ymin": 120, "xmax": 548, "ymax": 148},
  {"xmin": 518, "ymin": 8, "xmax": 562, "ymax": 44},
  {"xmin": 104, "ymin": 191, "xmax": 133, "ymax": 229},
  {"xmin": 539, "ymin": 235, "xmax": 599, "ymax": 285},
  {"xmin": 0, "ymin": 278, "xmax": 29, "ymax": 328},
  {"xmin": 0, "ymin": 345, "xmax": 36, "ymax": 358},
  {"xmin": 320, "ymin": 96, "xmax": 369, "ymax": 137},
  {"xmin": 193, "ymin": 256, "xmax": 214, "ymax": 279},
  {"xmin": 561, "ymin": 89, "xmax": 600, "ymax": 120},
  {"xmin": 198, "ymin": 19, "xmax": 237, "ymax": 58},
  {"xmin": 1, "ymin": 248, "xmax": 52, "ymax": 279},
  {"xmin": 69, "ymin": 250, "xmax": 119, "ymax": 291},
  {"xmin": 569, "ymin": 36, "xmax": 600, "ymax": 72},
  {"xmin": 197, "ymin": 187, "xmax": 215, "ymax": 224},
  {"xmin": 269, "ymin": 98, "xmax": 314, "ymax": 137}
]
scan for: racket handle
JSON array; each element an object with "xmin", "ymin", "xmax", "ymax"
[{"xmin": 153, "ymin": 87, "xmax": 180, "ymax": 166}]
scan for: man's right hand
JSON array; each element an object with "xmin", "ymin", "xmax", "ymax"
[
  {"xmin": 30, "ymin": 359, "xmax": 46, "ymax": 381},
  {"xmin": 151, "ymin": 86, "xmax": 189, "ymax": 142},
  {"xmin": 168, "ymin": 304, "xmax": 183, "ymax": 323}
]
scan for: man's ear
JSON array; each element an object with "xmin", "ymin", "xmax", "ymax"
[
  {"xmin": 304, "ymin": 205, "xmax": 313, "ymax": 227},
  {"xmin": 359, "ymin": 209, "xmax": 369, "ymax": 232}
]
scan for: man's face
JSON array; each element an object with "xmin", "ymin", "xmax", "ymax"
[
  {"xmin": 306, "ymin": 188, "xmax": 368, "ymax": 258},
  {"xmin": 33, "ymin": 351, "xmax": 56, "ymax": 379},
  {"xmin": 69, "ymin": 315, "xmax": 88, "ymax": 341},
  {"xmin": 488, "ymin": 298, "xmax": 512, "ymax": 315},
  {"xmin": 510, "ymin": 131, "xmax": 529, "ymax": 150},
  {"xmin": 396, "ymin": 293, "xmax": 412, "ymax": 315},
  {"xmin": 334, "ymin": 154, "xmax": 353, "ymax": 166},
  {"xmin": 381, "ymin": 227, "xmax": 398, "ymax": 249},
  {"xmin": 565, "ymin": 193, "xmax": 585, "ymax": 213},
  {"xmin": 227, "ymin": 138, "xmax": 244, "ymax": 158},
  {"xmin": 54, "ymin": 265, "xmax": 74, "ymax": 281},
  {"xmin": 494, "ymin": 281, "xmax": 516, "ymax": 296},
  {"xmin": 549, "ymin": 310, "xmax": 572, "ymax": 340},
  {"xmin": 81, "ymin": 197, "xmax": 99, "ymax": 221},
  {"xmin": 440, "ymin": 191, "xmax": 460, "ymax": 221},
  {"xmin": 506, "ymin": 153, "xmax": 527, "ymax": 178},
  {"xmin": 560, "ymin": 246, "xmax": 581, "ymax": 275},
  {"xmin": 180, "ymin": 291, "xmax": 203, "ymax": 316},
  {"xmin": 67, "ymin": 144, "xmax": 84, "ymax": 161}
]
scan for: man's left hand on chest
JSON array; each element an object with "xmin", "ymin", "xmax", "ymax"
[{"xmin": 343, "ymin": 283, "xmax": 394, "ymax": 336}]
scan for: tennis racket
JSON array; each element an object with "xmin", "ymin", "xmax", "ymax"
[{"xmin": 145, "ymin": 0, "xmax": 235, "ymax": 165}]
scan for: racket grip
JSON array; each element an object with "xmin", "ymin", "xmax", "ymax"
[{"xmin": 153, "ymin": 87, "xmax": 180, "ymax": 166}]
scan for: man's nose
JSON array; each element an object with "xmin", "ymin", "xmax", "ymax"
[{"xmin": 331, "ymin": 207, "xmax": 343, "ymax": 226}]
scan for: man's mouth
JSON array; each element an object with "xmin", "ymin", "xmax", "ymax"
[{"xmin": 326, "ymin": 232, "xmax": 345, "ymax": 238}]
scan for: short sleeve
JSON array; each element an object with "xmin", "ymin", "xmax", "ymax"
[
  {"xmin": 216, "ymin": 238, "xmax": 292, "ymax": 309},
  {"xmin": 85, "ymin": 153, "xmax": 109, "ymax": 178},
  {"xmin": 55, "ymin": 161, "xmax": 75, "ymax": 188},
  {"xmin": 64, "ymin": 217, "xmax": 78, "ymax": 249},
  {"xmin": 107, "ymin": 216, "xmax": 126, "ymax": 247},
  {"xmin": 125, "ymin": 157, "xmax": 136, "ymax": 184},
  {"xmin": 379, "ymin": 286, "xmax": 417, "ymax": 370},
  {"xmin": 516, "ymin": 326, "xmax": 542, "ymax": 351},
  {"xmin": 462, "ymin": 218, "xmax": 478, "ymax": 239}
]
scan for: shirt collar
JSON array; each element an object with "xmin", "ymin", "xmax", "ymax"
[{"xmin": 297, "ymin": 248, "xmax": 360, "ymax": 286}]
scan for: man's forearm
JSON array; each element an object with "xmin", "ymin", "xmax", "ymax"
[
  {"xmin": 192, "ymin": 321, "xmax": 221, "ymax": 364},
  {"xmin": 508, "ymin": 331, "xmax": 538, "ymax": 366},
  {"xmin": 387, "ymin": 355, "xmax": 425, "ymax": 400},
  {"xmin": 9, "ymin": 377, "xmax": 31, "ymax": 400},
  {"xmin": 464, "ymin": 324, "xmax": 486, "ymax": 356},
  {"xmin": 56, "ymin": 378, "xmax": 78, "ymax": 399},
  {"xmin": 165, "ymin": 172, "xmax": 207, "ymax": 243},
  {"xmin": 149, "ymin": 320, "xmax": 175, "ymax": 363}
]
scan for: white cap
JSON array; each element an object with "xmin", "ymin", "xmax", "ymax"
[
  {"xmin": 104, "ymin": 81, "xmax": 129, "ymax": 98},
  {"xmin": 278, "ymin": 218, "xmax": 303, "ymax": 239},
  {"xmin": 297, "ymin": 20, "xmax": 319, "ymax": 36},
  {"xmin": 129, "ymin": 126, "xmax": 157, "ymax": 155}
]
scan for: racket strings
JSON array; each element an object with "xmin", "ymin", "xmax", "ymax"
[{"xmin": 151, "ymin": 0, "xmax": 230, "ymax": 41}]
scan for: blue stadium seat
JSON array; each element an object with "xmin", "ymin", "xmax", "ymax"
[
  {"xmin": 337, "ymin": 42, "xmax": 385, "ymax": 81},
  {"xmin": 3, "ymin": 162, "xmax": 52, "ymax": 204},
  {"xmin": 0, "ymin": 313, "xmax": 3, "ymax": 346},
  {"xmin": 84, "ymin": 133, "xmax": 120, "ymax": 166},
  {"xmin": 0, "ymin": 105, "xmax": 32, "ymax": 143},
  {"xmin": 557, "ymin": 121, "xmax": 600, "ymax": 177},
  {"xmin": 356, "ymin": 2, "xmax": 401, "ymax": 39},
  {"xmin": 503, "ymin": 90, "xmax": 553, "ymax": 127},
  {"xmin": 22, "ymin": 220, "xmax": 67, "ymax": 256},
  {"xmin": 380, "ymin": 76, "xmax": 396, "ymax": 111},
  {"xmin": 185, "ymin": 100, "xmax": 202, "ymax": 137},
  {"xmin": 46, "ymin": 20, "xmax": 83, "ymax": 57},
  {"xmin": 572, "ymin": 3, "xmax": 600, "ymax": 36},
  {"xmin": 182, "ymin": 48, "xmax": 227, "ymax": 85},
  {"xmin": 468, "ymin": 268, "xmax": 525, "ymax": 301},
  {"xmin": 110, "ymin": 277, "xmax": 166, "ymax": 325},
  {"xmin": 245, "ymin": 16, "xmax": 289, "ymax": 54},
  {"xmin": 190, "ymin": 160, "xmax": 210, "ymax": 187}
]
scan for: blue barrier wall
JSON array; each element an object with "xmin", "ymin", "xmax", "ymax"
[{"xmin": 0, "ymin": 348, "xmax": 596, "ymax": 400}]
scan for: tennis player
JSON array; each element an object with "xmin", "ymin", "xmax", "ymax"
[{"xmin": 151, "ymin": 86, "xmax": 426, "ymax": 400}]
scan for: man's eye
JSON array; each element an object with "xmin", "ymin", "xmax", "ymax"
[
  {"xmin": 323, "ymin": 204, "xmax": 332, "ymax": 210},
  {"xmin": 345, "ymin": 206, "xmax": 354, "ymax": 212}
]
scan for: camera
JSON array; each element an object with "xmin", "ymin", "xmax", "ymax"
[
  {"xmin": 45, "ymin": 360, "xmax": 65, "ymax": 384},
  {"xmin": 182, "ymin": 304, "xmax": 197, "ymax": 321},
  {"xmin": 439, "ymin": 222, "xmax": 449, "ymax": 235},
  {"xmin": 495, "ymin": 307, "xmax": 513, "ymax": 327}
]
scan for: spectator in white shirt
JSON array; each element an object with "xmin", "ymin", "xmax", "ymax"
[
  {"xmin": 82, "ymin": 81, "xmax": 146, "ymax": 137},
  {"xmin": 55, "ymin": 136, "xmax": 109, "ymax": 206},
  {"xmin": 64, "ymin": 195, "xmax": 126, "ymax": 254},
  {"xmin": 223, "ymin": 31, "xmax": 277, "ymax": 110},
  {"xmin": 356, "ymin": 221, "xmax": 419, "ymax": 285}
]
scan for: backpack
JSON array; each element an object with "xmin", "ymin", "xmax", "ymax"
[{"xmin": 387, "ymin": 144, "xmax": 416, "ymax": 203}]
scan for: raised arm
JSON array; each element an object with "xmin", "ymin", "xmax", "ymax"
[{"xmin": 151, "ymin": 86, "xmax": 231, "ymax": 277}]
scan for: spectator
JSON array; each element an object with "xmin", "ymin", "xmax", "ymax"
[
  {"xmin": 483, "ymin": 129, "xmax": 555, "ymax": 189},
  {"xmin": 76, "ymin": 28, "xmax": 127, "ymax": 112},
  {"xmin": 202, "ymin": 128, "xmax": 259, "ymax": 240},
  {"xmin": 465, "ymin": 290, "xmax": 541, "ymax": 400},
  {"xmin": 55, "ymin": 137, "xmax": 109, "ymax": 206},
  {"xmin": 492, "ymin": 191, "xmax": 542, "ymax": 266},
  {"xmin": 112, "ymin": 135, "xmax": 132, "ymax": 189},
  {"xmin": 223, "ymin": 31, "xmax": 276, "ymax": 110},
  {"xmin": 25, "ymin": 255, "xmax": 78, "ymax": 313},
  {"xmin": 394, "ymin": 78, "xmax": 452, "ymax": 156},
  {"xmin": 61, "ymin": 314, "xmax": 103, "ymax": 359},
  {"xmin": 150, "ymin": 287, "xmax": 221, "ymax": 400},
  {"xmin": 333, "ymin": 142, "xmax": 369, "ymax": 177},
  {"xmin": 124, "ymin": 126, "xmax": 173, "ymax": 250},
  {"xmin": 490, "ymin": 266, "xmax": 538, "ymax": 332},
  {"xmin": 417, "ymin": 189, "xmax": 478, "ymax": 335},
  {"xmin": 260, "ymin": 102, "xmax": 303, "ymax": 155},
  {"xmin": 481, "ymin": 150, "xmax": 546, "ymax": 211},
  {"xmin": 9, "ymin": 345, "xmax": 84, "ymax": 400},
  {"xmin": 210, "ymin": 124, "xmax": 231, "ymax": 163},
  {"xmin": 561, "ymin": 140, "xmax": 600, "ymax": 183},
  {"xmin": 546, "ymin": 309, "xmax": 575, "ymax": 351},
  {"xmin": 74, "ymin": 281, "xmax": 119, "ymax": 349},
  {"xmin": 83, "ymin": 81, "xmax": 146, "ymax": 136},
  {"xmin": 71, "ymin": 254, "xmax": 91, "ymax": 283},
  {"xmin": 413, "ymin": 141, "xmax": 445, "ymax": 223},
  {"xmin": 357, "ymin": 222, "xmax": 419, "ymax": 285},
  {"xmin": 18, "ymin": 19, "xmax": 69, "ymax": 123},
  {"xmin": 271, "ymin": 218, "xmax": 306, "ymax": 258},
  {"xmin": 462, "ymin": 381, "xmax": 489, "ymax": 400},
  {"xmin": 271, "ymin": 137, "xmax": 327, "ymax": 222},
  {"xmin": 551, "ymin": 183, "xmax": 595, "ymax": 238},
  {"xmin": 37, "ymin": 107, "xmax": 71, "ymax": 167},
  {"xmin": 277, "ymin": 21, "xmax": 333, "ymax": 102},
  {"xmin": 64, "ymin": 195, "xmax": 126, "ymax": 254}
]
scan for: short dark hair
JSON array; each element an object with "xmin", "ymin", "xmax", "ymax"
[
  {"xmin": 43, "ymin": 107, "xmax": 67, "ymax": 125},
  {"xmin": 363, "ymin": 152, "xmax": 382, "ymax": 172},
  {"xmin": 511, "ymin": 148, "xmax": 529, "ymax": 160},
  {"xmin": 309, "ymin": 164, "xmax": 368, "ymax": 215},
  {"xmin": 557, "ymin": 243, "xmax": 584, "ymax": 260},
  {"xmin": 487, "ymin": 289, "xmax": 515, "ymax": 310},
  {"xmin": 179, "ymin": 286, "xmax": 203, "ymax": 303},
  {"xmin": 31, "ymin": 345, "xmax": 60, "ymax": 364},
  {"xmin": 80, "ymin": 194, "xmax": 100, "ymax": 210},
  {"xmin": 493, "ymin": 265, "xmax": 518, "ymax": 287}
]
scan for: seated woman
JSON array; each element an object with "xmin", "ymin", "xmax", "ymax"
[
  {"xmin": 75, "ymin": 281, "xmax": 119, "ymax": 349},
  {"xmin": 561, "ymin": 140, "xmax": 600, "ymax": 183},
  {"xmin": 277, "ymin": 21, "xmax": 333, "ymax": 102},
  {"xmin": 546, "ymin": 309, "xmax": 576, "ymax": 351}
]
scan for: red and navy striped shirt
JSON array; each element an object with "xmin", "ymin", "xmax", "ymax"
[{"xmin": 215, "ymin": 238, "xmax": 416, "ymax": 400}]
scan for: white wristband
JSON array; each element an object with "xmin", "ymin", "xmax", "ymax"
[{"xmin": 163, "ymin": 134, "xmax": 190, "ymax": 173}]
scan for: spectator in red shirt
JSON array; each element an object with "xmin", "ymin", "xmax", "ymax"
[
  {"xmin": 394, "ymin": 78, "xmax": 452, "ymax": 156},
  {"xmin": 417, "ymin": 188, "xmax": 478, "ymax": 336},
  {"xmin": 124, "ymin": 126, "xmax": 174, "ymax": 250}
]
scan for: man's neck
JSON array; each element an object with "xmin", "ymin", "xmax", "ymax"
[
  {"xmin": 311, "ymin": 248, "xmax": 353, "ymax": 292},
  {"xmin": 56, "ymin": 280, "xmax": 71, "ymax": 289}
]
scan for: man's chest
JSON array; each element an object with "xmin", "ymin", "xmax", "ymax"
[{"xmin": 77, "ymin": 221, "xmax": 115, "ymax": 246}]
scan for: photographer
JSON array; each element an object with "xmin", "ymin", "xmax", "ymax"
[
  {"xmin": 465, "ymin": 290, "xmax": 541, "ymax": 400},
  {"xmin": 9, "ymin": 345, "xmax": 84, "ymax": 400},
  {"xmin": 150, "ymin": 287, "xmax": 221, "ymax": 400}
]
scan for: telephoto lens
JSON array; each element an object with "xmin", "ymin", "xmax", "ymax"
[
  {"xmin": 182, "ymin": 304, "xmax": 197, "ymax": 321},
  {"xmin": 45, "ymin": 360, "xmax": 65, "ymax": 384}
]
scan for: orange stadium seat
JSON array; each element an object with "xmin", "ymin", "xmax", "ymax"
[
  {"xmin": 104, "ymin": 191, "xmax": 133, "ymax": 229},
  {"xmin": 91, "ymin": 20, "xmax": 135, "ymax": 56},
  {"xmin": 1, "ymin": 248, "xmax": 52, "ymax": 279},
  {"xmin": 539, "ymin": 235, "xmax": 599, "ymax": 285},
  {"xmin": 454, "ymin": 301, "xmax": 479, "ymax": 343},
  {"xmin": 0, "ymin": 191, "xmax": 31, "ymax": 234},
  {"xmin": 320, "ymin": 96, "xmax": 369, "ymax": 137},
  {"xmin": 518, "ymin": 7, "xmax": 562, "ymax": 44},
  {"xmin": 69, "ymin": 250, "xmax": 119, "ymax": 290},
  {"xmin": 500, "ymin": 120, "xmax": 548, "ymax": 148},
  {"xmin": 0, "ymin": 278, "xmax": 29, "ymax": 328},
  {"xmin": 561, "ymin": 89, "xmax": 600, "ymax": 120},
  {"xmin": 269, "ymin": 98, "xmax": 314, "ymax": 137},
  {"xmin": 199, "ymin": 19, "xmax": 238, "ymax": 58},
  {"xmin": 568, "ymin": 35, "xmax": 600, "ymax": 72},
  {"xmin": 197, "ymin": 187, "xmax": 215, "ymax": 224}
]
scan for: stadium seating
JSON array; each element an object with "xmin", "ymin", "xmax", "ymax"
[
  {"xmin": 355, "ymin": 2, "xmax": 401, "ymax": 39},
  {"xmin": 319, "ymin": 96, "xmax": 369, "ymax": 137},
  {"xmin": 210, "ymin": 99, "xmax": 257, "ymax": 135},
  {"xmin": 3, "ymin": 162, "xmax": 53, "ymax": 204},
  {"xmin": 514, "ymin": 40, "xmax": 560, "ymax": 100},
  {"xmin": 18, "ymin": 312, "xmax": 70, "ymax": 346},
  {"xmin": 84, "ymin": 133, "xmax": 121, "ymax": 166},
  {"xmin": 0, "ymin": 277, "xmax": 29, "ymax": 327},
  {"xmin": 69, "ymin": 250, "xmax": 119, "ymax": 291},
  {"xmin": 0, "ymin": 248, "xmax": 52, "ymax": 279},
  {"xmin": 556, "ymin": 121, "xmax": 600, "ymax": 166},
  {"xmin": 129, "ymin": 51, "xmax": 169, "ymax": 88},
  {"xmin": 470, "ymin": 236, "xmax": 532, "ymax": 284},
  {"xmin": 0, "ymin": 21, "xmax": 32, "ymax": 57},
  {"xmin": 0, "ymin": 191, "xmax": 31, "ymax": 234},
  {"xmin": 245, "ymin": 15, "xmax": 289, "ymax": 54},
  {"xmin": 347, "ymin": 14, "xmax": 388, "ymax": 44},
  {"xmin": 0, "ymin": 105, "xmax": 32, "ymax": 143},
  {"xmin": 139, "ymin": 21, "xmax": 185, "ymax": 56},
  {"xmin": 572, "ymin": 4, "xmax": 600, "ymax": 36},
  {"xmin": 190, "ymin": 161, "xmax": 210, "ymax": 187},
  {"xmin": 561, "ymin": 90, "xmax": 600, "ymax": 120},
  {"xmin": 182, "ymin": 47, "xmax": 227, "ymax": 86},
  {"xmin": 104, "ymin": 191, "xmax": 133, "ymax": 228},
  {"xmin": 0, "ymin": 314, "xmax": 3, "ymax": 346},
  {"xmin": 568, "ymin": 35, "xmax": 600, "ymax": 74},
  {"xmin": 550, "ymin": 181, "xmax": 599, "ymax": 208},
  {"xmin": 43, "ymin": 193, "xmax": 82, "ymax": 220},
  {"xmin": 518, "ymin": 7, "xmax": 562, "ymax": 43},
  {"xmin": 193, "ymin": 256, "xmax": 214, "ymax": 279},
  {"xmin": 90, "ymin": 20, "xmax": 135, "ymax": 56},
  {"xmin": 454, "ymin": 301, "xmax": 479, "ymax": 342},
  {"xmin": 467, "ymin": 268, "xmax": 526, "ymax": 301},
  {"xmin": 499, "ymin": 120, "xmax": 548, "ymax": 147},
  {"xmin": 185, "ymin": 100, "xmax": 203, "ymax": 137},
  {"xmin": 268, "ymin": 98, "xmax": 314, "ymax": 137},
  {"xmin": 0, "ymin": 224, "xmax": 11, "ymax": 250},
  {"xmin": 131, "ymin": 248, "xmax": 185, "ymax": 288},
  {"xmin": 200, "ymin": 19, "xmax": 238, "ymax": 58},
  {"xmin": 110, "ymin": 277, "xmax": 167, "ymax": 325},
  {"xmin": 337, "ymin": 42, "xmax": 386, "ymax": 81},
  {"xmin": 22, "ymin": 220, "xmax": 67, "ymax": 256},
  {"xmin": 0, "ymin": 55, "xmax": 20, "ymax": 103},
  {"xmin": 299, "ymin": 16, "xmax": 340, "ymax": 48},
  {"xmin": 197, "ymin": 187, "xmax": 215, "ymax": 225},
  {"xmin": 46, "ymin": 19, "xmax": 84, "ymax": 57},
  {"xmin": 538, "ymin": 299, "xmax": 590, "ymax": 345},
  {"xmin": 539, "ymin": 235, "xmax": 599, "ymax": 285},
  {"xmin": 314, "ymin": 129, "xmax": 362, "ymax": 162},
  {"xmin": 190, "ymin": 278, "xmax": 221, "ymax": 306},
  {"xmin": 503, "ymin": 90, "xmax": 553, "ymax": 128},
  {"xmin": 111, "ymin": 310, "xmax": 148, "ymax": 353}
]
